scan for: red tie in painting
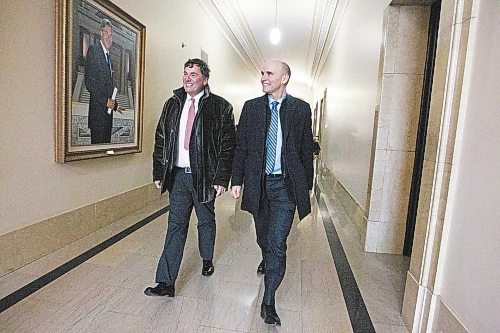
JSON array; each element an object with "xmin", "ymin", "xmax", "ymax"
[{"xmin": 184, "ymin": 98, "xmax": 195, "ymax": 150}]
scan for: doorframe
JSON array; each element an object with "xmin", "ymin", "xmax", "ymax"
[{"xmin": 403, "ymin": 0, "xmax": 442, "ymax": 257}]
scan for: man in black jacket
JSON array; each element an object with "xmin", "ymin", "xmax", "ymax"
[
  {"xmin": 145, "ymin": 59, "xmax": 235, "ymax": 297},
  {"xmin": 231, "ymin": 59, "xmax": 313, "ymax": 326}
]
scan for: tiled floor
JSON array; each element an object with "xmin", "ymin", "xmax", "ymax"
[{"xmin": 0, "ymin": 182, "xmax": 409, "ymax": 332}]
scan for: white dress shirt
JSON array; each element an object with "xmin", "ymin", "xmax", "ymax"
[{"xmin": 176, "ymin": 90, "xmax": 204, "ymax": 167}]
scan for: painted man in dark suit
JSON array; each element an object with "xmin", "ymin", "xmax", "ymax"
[
  {"xmin": 85, "ymin": 19, "xmax": 122, "ymax": 144},
  {"xmin": 231, "ymin": 59, "xmax": 314, "ymax": 326}
]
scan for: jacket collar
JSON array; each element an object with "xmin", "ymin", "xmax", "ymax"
[
  {"xmin": 173, "ymin": 85, "xmax": 211, "ymax": 103},
  {"xmin": 259, "ymin": 93, "xmax": 291, "ymax": 105}
]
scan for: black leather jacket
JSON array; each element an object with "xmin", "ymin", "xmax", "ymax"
[{"xmin": 153, "ymin": 85, "xmax": 236, "ymax": 203}]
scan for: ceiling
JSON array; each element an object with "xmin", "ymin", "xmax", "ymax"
[{"xmin": 199, "ymin": 0, "xmax": 348, "ymax": 87}]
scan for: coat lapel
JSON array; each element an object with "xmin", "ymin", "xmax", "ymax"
[
  {"xmin": 258, "ymin": 95, "xmax": 269, "ymax": 144},
  {"xmin": 280, "ymin": 95, "xmax": 292, "ymax": 144},
  {"xmin": 99, "ymin": 46, "xmax": 112, "ymax": 76}
]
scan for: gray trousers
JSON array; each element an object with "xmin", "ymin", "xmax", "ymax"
[{"xmin": 155, "ymin": 168, "xmax": 216, "ymax": 285}]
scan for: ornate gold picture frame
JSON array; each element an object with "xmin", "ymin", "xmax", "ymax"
[{"xmin": 55, "ymin": 0, "xmax": 145, "ymax": 162}]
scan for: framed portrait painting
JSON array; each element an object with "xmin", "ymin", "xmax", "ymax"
[{"xmin": 55, "ymin": 0, "xmax": 145, "ymax": 162}]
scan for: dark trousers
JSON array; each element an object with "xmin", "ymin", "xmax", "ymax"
[
  {"xmin": 253, "ymin": 176, "xmax": 295, "ymax": 305},
  {"xmin": 90, "ymin": 122, "xmax": 112, "ymax": 144},
  {"xmin": 155, "ymin": 168, "xmax": 216, "ymax": 285}
]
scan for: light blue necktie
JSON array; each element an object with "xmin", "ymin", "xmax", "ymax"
[{"xmin": 265, "ymin": 101, "xmax": 279, "ymax": 174}]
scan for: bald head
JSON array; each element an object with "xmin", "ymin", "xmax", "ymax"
[
  {"xmin": 280, "ymin": 61, "xmax": 291, "ymax": 78},
  {"xmin": 260, "ymin": 59, "xmax": 291, "ymax": 99}
]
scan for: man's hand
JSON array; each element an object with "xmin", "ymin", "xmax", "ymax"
[
  {"xmin": 106, "ymin": 98, "xmax": 115, "ymax": 109},
  {"xmin": 106, "ymin": 99, "xmax": 123, "ymax": 113},
  {"xmin": 214, "ymin": 185, "xmax": 226, "ymax": 197},
  {"xmin": 154, "ymin": 180, "xmax": 162, "ymax": 189},
  {"xmin": 231, "ymin": 186, "xmax": 241, "ymax": 199}
]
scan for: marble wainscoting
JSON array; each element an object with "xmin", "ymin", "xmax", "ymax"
[
  {"xmin": 319, "ymin": 165, "xmax": 368, "ymax": 248},
  {"xmin": 0, "ymin": 183, "xmax": 167, "ymax": 296}
]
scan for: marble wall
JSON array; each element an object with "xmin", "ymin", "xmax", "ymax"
[
  {"xmin": 402, "ymin": 0, "xmax": 475, "ymax": 331},
  {"xmin": 0, "ymin": 184, "xmax": 167, "ymax": 277},
  {"xmin": 365, "ymin": 5, "xmax": 430, "ymax": 254}
]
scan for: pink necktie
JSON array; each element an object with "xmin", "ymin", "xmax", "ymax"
[{"xmin": 184, "ymin": 98, "xmax": 195, "ymax": 150}]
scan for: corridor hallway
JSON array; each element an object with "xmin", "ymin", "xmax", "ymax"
[{"xmin": 0, "ymin": 175, "xmax": 409, "ymax": 333}]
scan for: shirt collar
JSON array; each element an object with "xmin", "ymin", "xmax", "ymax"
[
  {"xmin": 188, "ymin": 90, "xmax": 204, "ymax": 104},
  {"xmin": 268, "ymin": 93, "xmax": 286, "ymax": 106},
  {"xmin": 100, "ymin": 40, "xmax": 109, "ymax": 55}
]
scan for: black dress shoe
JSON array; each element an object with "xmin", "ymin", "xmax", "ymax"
[
  {"xmin": 257, "ymin": 260, "xmax": 266, "ymax": 274},
  {"xmin": 202, "ymin": 259, "xmax": 214, "ymax": 276},
  {"xmin": 260, "ymin": 303, "xmax": 281, "ymax": 326},
  {"xmin": 144, "ymin": 282, "xmax": 175, "ymax": 297}
]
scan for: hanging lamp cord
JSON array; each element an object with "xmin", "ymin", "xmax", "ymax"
[{"xmin": 274, "ymin": 0, "xmax": 278, "ymax": 28}]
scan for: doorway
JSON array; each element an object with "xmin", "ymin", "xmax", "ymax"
[
  {"xmin": 312, "ymin": 89, "xmax": 326, "ymax": 187},
  {"xmin": 403, "ymin": 0, "xmax": 441, "ymax": 256}
]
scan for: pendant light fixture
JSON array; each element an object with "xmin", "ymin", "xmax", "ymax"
[{"xmin": 269, "ymin": 0, "xmax": 281, "ymax": 45}]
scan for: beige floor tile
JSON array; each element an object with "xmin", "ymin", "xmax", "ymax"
[
  {"xmin": 108, "ymin": 287, "xmax": 164, "ymax": 318},
  {"xmin": 301, "ymin": 260, "xmax": 342, "ymax": 295},
  {"xmin": 224, "ymin": 253, "xmax": 264, "ymax": 286},
  {"xmin": 286, "ymin": 233, "xmax": 302, "ymax": 262},
  {"xmin": 179, "ymin": 263, "xmax": 229, "ymax": 299},
  {"xmin": 362, "ymin": 293, "xmax": 406, "ymax": 326},
  {"xmin": 0, "ymin": 191, "xmax": 410, "ymax": 332},
  {"xmin": 197, "ymin": 325, "xmax": 242, "ymax": 332},
  {"xmin": 236, "ymin": 236, "xmax": 262, "ymax": 258},
  {"xmin": 175, "ymin": 247, "xmax": 210, "ymax": 286},
  {"xmin": 28, "ymin": 263, "xmax": 112, "ymax": 305},
  {"xmin": 214, "ymin": 233, "xmax": 244, "ymax": 266},
  {"xmin": 33, "ymin": 284, "xmax": 126, "ymax": 332},
  {"xmin": 139, "ymin": 296, "xmax": 211, "ymax": 333},
  {"xmin": 0, "ymin": 270, "xmax": 37, "ymax": 299},
  {"xmin": 373, "ymin": 322, "xmax": 410, "ymax": 333},
  {"xmin": 302, "ymin": 291, "xmax": 353, "ymax": 333},
  {"xmin": 299, "ymin": 237, "xmax": 335, "ymax": 263},
  {"xmin": 0, "ymin": 297, "xmax": 62, "ymax": 333},
  {"xmin": 200, "ymin": 281, "xmax": 259, "ymax": 331},
  {"xmin": 83, "ymin": 310, "xmax": 149, "ymax": 333}
]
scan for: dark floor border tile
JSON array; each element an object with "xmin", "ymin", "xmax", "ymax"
[
  {"xmin": 0, "ymin": 205, "xmax": 169, "ymax": 313},
  {"xmin": 315, "ymin": 186, "xmax": 376, "ymax": 333}
]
